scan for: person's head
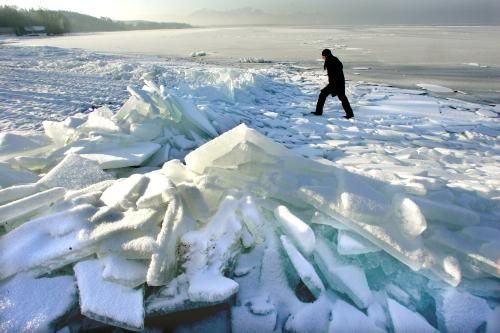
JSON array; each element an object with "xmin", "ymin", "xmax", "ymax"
[{"xmin": 321, "ymin": 48, "xmax": 332, "ymax": 60}]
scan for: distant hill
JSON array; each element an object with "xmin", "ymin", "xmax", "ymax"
[{"xmin": 0, "ymin": 6, "xmax": 192, "ymax": 35}]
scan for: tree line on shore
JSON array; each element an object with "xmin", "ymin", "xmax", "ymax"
[{"xmin": 0, "ymin": 6, "xmax": 192, "ymax": 35}]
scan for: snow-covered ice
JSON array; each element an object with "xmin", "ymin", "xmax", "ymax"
[{"xmin": 0, "ymin": 44, "xmax": 499, "ymax": 331}]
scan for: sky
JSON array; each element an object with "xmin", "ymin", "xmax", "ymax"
[{"xmin": 1, "ymin": 0, "xmax": 499, "ymax": 25}]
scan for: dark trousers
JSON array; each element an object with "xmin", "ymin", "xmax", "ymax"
[{"xmin": 316, "ymin": 86, "xmax": 354, "ymax": 117}]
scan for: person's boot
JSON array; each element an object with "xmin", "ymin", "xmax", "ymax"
[{"xmin": 311, "ymin": 112, "xmax": 322, "ymax": 116}]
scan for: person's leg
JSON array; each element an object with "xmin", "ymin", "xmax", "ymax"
[
  {"xmin": 315, "ymin": 88, "xmax": 331, "ymax": 115},
  {"xmin": 337, "ymin": 92, "xmax": 354, "ymax": 118}
]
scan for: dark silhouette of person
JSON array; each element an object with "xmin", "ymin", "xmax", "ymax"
[{"xmin": 312, "ymin": 49, "xmax": 354, "ymax": 118}]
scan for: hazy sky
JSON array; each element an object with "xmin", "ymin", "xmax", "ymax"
[{"xmin": 1, "ymin": 0, "xmax": 499, "ymax": 25}]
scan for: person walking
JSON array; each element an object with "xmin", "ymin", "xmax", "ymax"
[{"xmin": 312, "ymin": 49, "xmax": 354, "ymax": 118}]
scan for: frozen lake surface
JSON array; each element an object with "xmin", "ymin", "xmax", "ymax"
[
  {"xmin": 0, "ymin": 27, "xmax": 499, "ymax": 332},
  {"xmin": 12, "ymin": 25, "xmax": 500, "ymax": 104}
]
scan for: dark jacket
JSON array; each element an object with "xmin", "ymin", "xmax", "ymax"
[{"xmin": 324, "ymin": 55, "xmax": 345, "ymax": 90}]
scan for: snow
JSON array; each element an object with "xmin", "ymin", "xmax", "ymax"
[
  {"xmin": 0, "ymin": 273, "xmax": 77, "ymax": 333},
  {"xmin": 0, "ymin": 44, "xmax": 498, "ymax": 331}
]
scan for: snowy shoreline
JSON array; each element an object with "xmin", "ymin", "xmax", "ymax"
[{"xmin": 0, "ymin": 44, "xmax": 499, "ymax": 332}]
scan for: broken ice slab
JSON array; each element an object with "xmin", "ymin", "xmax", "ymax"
[
  {"xmin": 89, "ymin": 208, "xmax": 163, "ymax": 242},
  {"xmin": 136, "ymin": 172, "xmax": 176, "ymax": 209},
  {"xmin": 0, "ymin": 131, "xmax": 53, "ymax": 161},
  {"xmin": 280, "ymin": 235, "xmax": 324, "ymax": 298},
  {"xmin": 0, "ymin": 273, "xmax": 77, "ymax": 333},
  {"xmin": 74, "ymin": 259, "xmax": 144, "ymax": 331},
  {"xmin": 100, "ymin": 174, "xmax": 149, "ymax": 210},
  {"xmin": 65, "ymin": 179, "xmax": 115, "ymax": 202},
  {"xmin": 0, "ymin": 161, "xmax": 39, "ymax": 187},
  {"xmin": 80, "ymin": 141, "xmax": 161, "ymax": 169},
  {"xmin": 337, "ymin": 230, "xmax": 381, "ymax": 255},
  {"xmin": 184, "ymin": 124, "xmax": 296, "ymax": 174},
  {"xmin": 188, "ymin": 270, "xmax": 239, "ymax": 303},
  {"xmin": 411, "ymin": 196, "xmax": 480, "ymax": 227},
  {"xmin": 0, "ymin": 183, "xmax": 39, "ymax": 205},
  {"xmin": 38, "ymin": 154, "xmax": 113, "ymax": 191},
  {"xmin": 146, "ymin": 183, "xmax": 187, "ymax": 286},
  {"xmin": 146, "ymin": 276, "xmax": 234, "ymax": 317},
  {"xmin": 274, "ymin": 205, "xmax": 316, "ymax": 256},
  {"xmin": 101, "ymin": 254, "xmax": 148, "ymax": 288},
  {"xmin": 0, "ymin": 187, "xmax": 66, "ymax": 229},
  {"xmin": 434, "ymin": 287, "xmax": 491, "ymax": 333},
  {"xmin": 329, "ymin": 299, "xmax": 385, "ymax": 333},
  {"xmin": 387, "ymin": 298, "xmax": 438, "ymax": 333},
  {"xmin": 314, "ymin": 237, "xmax": 373, "ymax": 309},
  {"xmin": 0, "ymin": 204, "xmax": 97, "ymax": 280}
]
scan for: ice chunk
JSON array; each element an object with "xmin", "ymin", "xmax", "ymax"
[
  {"xmin": 146, "ymin": 275, "xmax": 233, "ymax": 316},
  {"xmin": 0, "ymin": 204, "xmax": 96, "ymax": 280},
  {"xmin": 100, "ymin": 174, "xmax": 149, "ymax": 209},
  {"xmin": 80, "ymin": 142, "xmax": 161, "ymax": 169},
  {"xmin": 412, "ymin": 196, "xmax": 480, "ymax": 226},
  {"xmin": 38, "ymin": 154, "xmax": 113, "ymax": 191},
  {"xmin": 98, "ymin": 233, "xmax": 159, "ymax": 260},
  {"xmin": 188, "ymin": 270, "xmax": 239, "ymax": 303},
  {"xmin": 314, "ymin": 238, "xmax": 372, "ymax": 309},
  {"xmin": 274, "ymin": 205, "xmax": 316, "ymax": 255},
  {"xmin": 80, "ymin": 110, "xmax": 121, "ymax": 133},
  {"xmin": 129, "ymin": 120, "xmax": 163, "ymax": 141},
  {"xmin": 280, "ymin": 235, "xmax": 325, "ymax": 298},
  {"xmin": 0, "ymin": 187, "xmax": 66, "ymax": 229},
  {"xmin": 311, "ymin": 211, "xmax": 348, "ymax": 230},
  {"xmin": 388, "ymin": 298, "xmax": 438, "ymax": 333},
  {"xmin": 338, "ymin": 191, "xmax": 389, "ymax": 222},
  {"xmin": 417, "ymin": 83, "xmax": 454, "ymax": 93},
  {"xmin": 0, "ymin": 131, "xmax": 53, "ymax": 159},
  {"xmin": 136, "ymin": 172, "xmax": 173, "ymax": 209},
  {"xmin": 74, "ymin": 259, "xmax": 144, "ymax": 331},
  {"xmin": 145, "ymin": 143, "xmax": 171, "ymax": 167},
  {"xmin": 146, "ymin": 181, "xmax": 186, "ymax": 286},
  {"xmin": 64, "ymin": 179, "xmax": 115, "ymax": 201},
  {"xmin": 329, "ymin": 299, "xmax": 384, "ymax": 333},
  {"xmin": 0, "ymin": 273, "xmax": 77, "ymax": 333},
  {"xmin": 240, "ymin": 196, "xmax": 265, "ymax": 244},
  {"xmin": 0, "ymin": 183, "xmax": 39, "ymax": 205},
  {"xmin": 177, "ymin": 196, "xmax": 242, "ymax": 297},
  {"xmin": 435, "ymin": 287, "xmax": 491, "ymax": 333},
  {"xmin": 176, "ymin": 183, "xmax": 211, "ymax": 221},
  {"xmin": 184, "ymin": 124, "xmax": 290, "ymax": 174},
  {"xmin": 337, "ymin": 230, "xmax": 381, "ymax": 255},
  {"xmin": 0, "ymin": 162, "xmax": 39, "ymax": 187},
  {"xmin": 385, "ymin": 283, "xmax": 411, "ymax": 306},
  {"xmin": 393, "ymin": 195, "xmax": 427, "ymax": 237},
  {"xmin": 43, "ymin": 120, "xmax": 77, "ymax": 146},
  {"xmin": 90, "ymin": 208, "xmax": 162, "ymax": 242},
  {"xmin": 101, "ymin": 254, "xmax": 148, "ymax": 288}
]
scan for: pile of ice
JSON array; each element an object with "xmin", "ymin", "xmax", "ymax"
[
  {"xmin": 190, "ymin": 51, "xmax": 207, "ymax": 58},
  {"xmin": 239, "ymin": 57, "xmax": 272, "ymax": 64},
  {"xmin": 0, "ymin": 82, "xmax": 499, "ymax": 332}
]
